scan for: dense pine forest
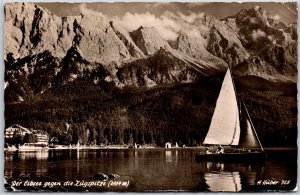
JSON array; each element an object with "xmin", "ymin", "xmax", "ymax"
[{"xmin": 5, "ymin": 73, "xmax": 297, "ymax": 147}]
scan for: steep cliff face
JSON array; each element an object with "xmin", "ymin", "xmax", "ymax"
[
  {"xmin": 4, "ymin": 3, "xmax": 297, "ymax": 103},
  {"xmin": 4, "ymin": 3, "xmax": 62, "ymax": 59},
  {"xmin": 109, "ymin": 22, "xmax": 145, "ymax": 59},
  {"xmin": 114, "ymin": 48, "xmax": 213, "ymax": 88},
  {"xmin": 174, "ymin": 31, "xmax": 227, "ymax": 70},
  {"xmin": 204, "ymin": 15, "xmax": 250, "ymax": 66},
  {"xmin": 4, "ymin": 3, "xmax": 146, "ymax": 102},
  {"xmin": 4, "ymin": 2, "xmax": 142, "ymax": 65},
  {"xmin": 166, "ymin": 12, "xmax": 250, "ymax": 67},
  {"xmin": 130, "ymin": 26, "xmax": 171, "ymax": 55},
  {"xmin": 230, "ymin": 6, "xmax": 287, "ymax": 48},
  {"xmin": 224, "ymin": 6, "xmax": 297, "ymax": 81}
]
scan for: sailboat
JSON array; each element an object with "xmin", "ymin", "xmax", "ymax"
[{"xmin": 196, "ymin": 68, "xmax": 266, "ymax": 162}]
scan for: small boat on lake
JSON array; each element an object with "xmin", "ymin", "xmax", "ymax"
[{"xmin": 196, "ymin": 68, "xmax": 266, "ymax": 162}]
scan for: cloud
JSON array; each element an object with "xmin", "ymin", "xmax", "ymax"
[
  {"xmin": 145, "ymin": 2, "xmax": 170, "ymax": 8},
  {"xmin": 184, "ymin": 2, "xmax": 211, "ymax": 8},
  {"xmin": 113, "ymin": 11, "xmax": 209, "ymax": 43},
  {"xmin": 177, "ymin": 12, "xmax": 205, "ymax": 23},
  {"xmin": 79, "ymin": 3, "xmax": 104, "ymax": 17},
  {"xmin": 113, "ymin": 12, "xmax": 179, "ymax": 40},
  {"xmin": 254, "ymin": 5, "xmax": 261, "ymax": 11},
  {"xmin": 252, "ymin": 29, "xmax": 266, "ymax": 41},
  {"xmin": 271, "ymin": 14, "xmax": 281, "ymax": 20},
  {"xmin": 78, "ymin": 3, "xmax": 209, "ymax": 44}
]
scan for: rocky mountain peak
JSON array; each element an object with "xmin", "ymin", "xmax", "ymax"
[
  {"xmin": 267, "ymin": 18, "xmax": 287, "ymax": 29},
  {"xmin": 4, "ymin": 2, "xmax": 149, "ymax": 66},
  {"xmin": 178, "ymin": 31, "xmax": 189, "ymax": 42},
  {"xmin": 130, "ymin": 26, "xmax": 171, "ymax": 55},
  {"xmin": 109, "ymin": 21, "xmax": 145, "ymax": 59},
  {"xmin": 176, "ymin": 31, "xmax": 192, "ymax": 53},
  {"xmin": 168, "ymin": 31, "xmax": 188, "ymax": 50},
  {"xmin": 4, "ymin": 2, "xmax": 62, "ymax": 59},
  {"xmin": 5, "ymin": 2, "xmax": 53, "ymax": 21},
  {"xmin": 235, "ymin": 6, "xmax": 270, "ymax": 26},
  {"xmin": 222, "ymin": 6, "xmax": 297, "ymax": 82}
]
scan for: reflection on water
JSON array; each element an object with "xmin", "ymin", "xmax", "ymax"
[
  {"xmin": 165, "ymin": 150, "xmax": 179, "ymax": 164},
  {"xmin": 5, "ymin": 151, "xmax": 49, "ymax": 177},
  {"xmin": 206, "ymin": 162, "xmax": 224, "ymax": 171},
  {"xmin": 5, "ymin": 151, "xmax": 49, "ymax": 161},
  {"xmin": 165, "ymin": 151, "xmax": 172, "ymax": 163},
  {"xmin": 205, "ymin": 171, "xmax": 241, "ymax": 192},
  {"xmin": 204, "ymin": 161, "xmax": 269, "ymax": 192},
  {"xmin": 30, "ymin": 151, "xmax": 49, "ymax": 160},
  {"xmin": 4, "ymin": 149, "xmax": 297, "ymax": 192},
  {"xmin": 204, "ymin": 162, "xmax": 261, "ymax": 192}
]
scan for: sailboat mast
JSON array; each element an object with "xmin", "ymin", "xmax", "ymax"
[
  {"xmin": 228, "ymin": 65, "xmax": 241, "ymax": 147},
  {"xmin": 241, "ymin": 99, "xmax": 264, "ymax": 151},
  {"xmin": 228, "ymin": 65, "xmax": 238, "ymax": 98}
]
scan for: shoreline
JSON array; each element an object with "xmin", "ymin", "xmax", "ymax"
[{"xmin": 4, "ymin": 145, "xmax": 297, "ymax": 152}]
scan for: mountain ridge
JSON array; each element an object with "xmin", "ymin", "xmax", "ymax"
[{"xmin": 4, "ymin": 2, "xmax": 297, "ymax": 103}]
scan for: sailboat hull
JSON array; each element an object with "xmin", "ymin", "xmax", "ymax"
[{"xmin": 196, "ymin": 152, "xmax": 266, "ymax": 163}]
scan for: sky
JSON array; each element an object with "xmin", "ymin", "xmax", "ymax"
[
  {"xmin": 36, "ymin": 2, "xmax": 297, "ymax": 42},
  {"xmin": 38, "ymin": 2, "xmax": 297, "ymax": 24}
]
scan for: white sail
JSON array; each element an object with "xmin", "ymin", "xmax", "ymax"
[{"xmin": 203, "ymin": 69, "xmax": 240, "ymax": 145}]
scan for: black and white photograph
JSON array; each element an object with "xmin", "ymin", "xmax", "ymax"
[{"xmin": 3, "ymin": 1, "xmax": 298, "ymax": 192}]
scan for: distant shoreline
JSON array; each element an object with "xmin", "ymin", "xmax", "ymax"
[{"xmin": 5, "ymin": 145, "xmax": 297, "ymax": 152}]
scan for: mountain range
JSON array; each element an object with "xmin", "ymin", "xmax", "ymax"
[
  {"xmin": 4, "ymin": 3, "xmax": 297, "ymax": 147},
  {"xmin": 5, "ymin": 2, "xmax": 297, "ymax": 102}
]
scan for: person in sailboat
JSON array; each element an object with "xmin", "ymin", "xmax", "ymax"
[
  {"xmin": 216, "ymin": 145, "xmax": 224, "ymax": 154},
  {"xmin": 206, "ymin": 146, "xmax": 212, "ymax": 154}
]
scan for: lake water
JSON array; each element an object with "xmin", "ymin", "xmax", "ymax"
[{"xmin": 4, "ymin": 149, "xmax": 297, "ymax": 192}]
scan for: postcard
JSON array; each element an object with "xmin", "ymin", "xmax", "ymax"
[{"xmin": 3, "ymin": 1, "xmax": 297, "ymax": 192}]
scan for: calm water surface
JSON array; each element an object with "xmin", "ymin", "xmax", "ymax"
[{"xmin": 4, "ymin": 149, "xmax": 297, "ymax": 192}]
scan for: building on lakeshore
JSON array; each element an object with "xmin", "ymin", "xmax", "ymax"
[
  {"xmin": 5, "ymin": 124, "xmax": 31, "ymax": 140},
  {"xmin": 5, "ymin": 124, "xmax": 49, "ymax": 146},
  {"xmin": 165, "ymin": 142, "xmax": 172, "ymax": 148},
  {"xmin": 32, "ymin": 130, "xmax": 49, "ymax": 146}
]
